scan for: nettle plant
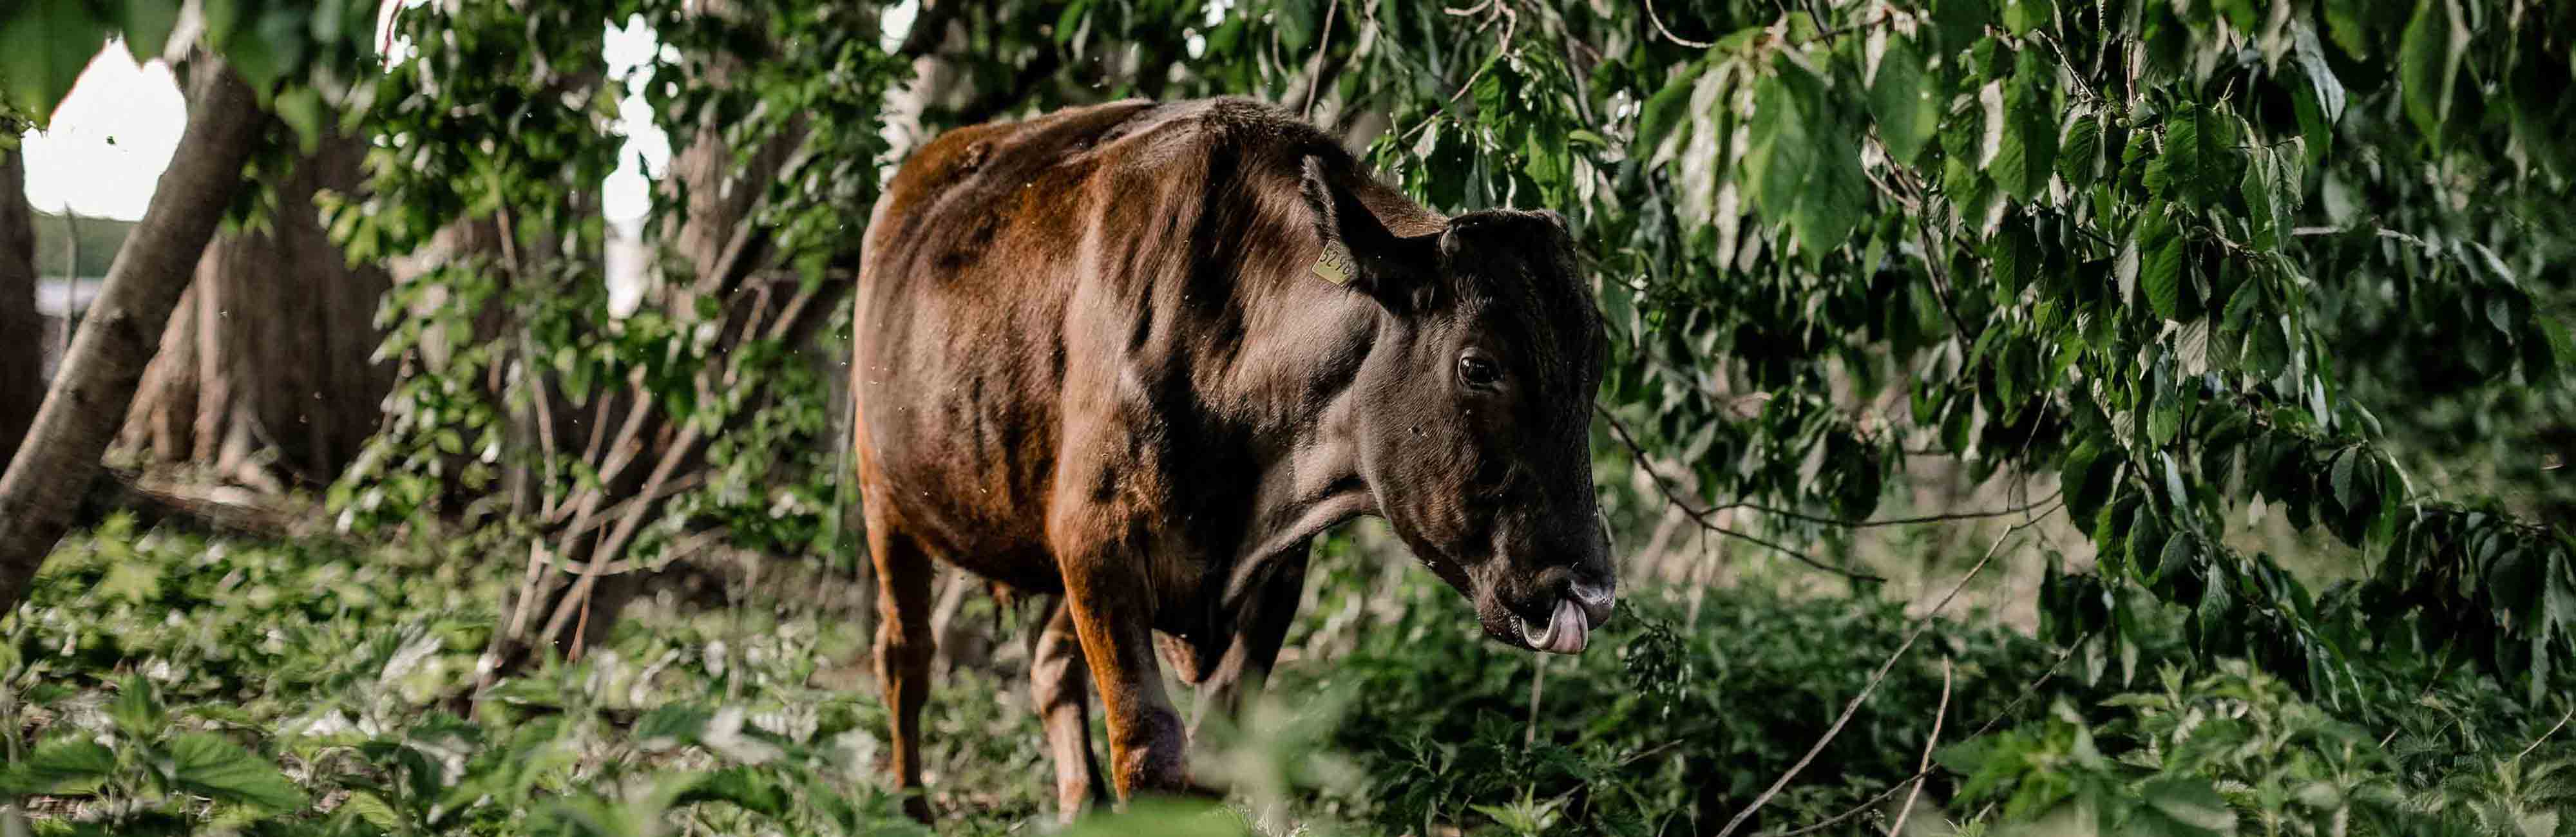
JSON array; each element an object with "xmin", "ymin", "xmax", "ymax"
[{"xmin": 1342, "ymin": 0, "xmax": 2576, "ymax": 701}]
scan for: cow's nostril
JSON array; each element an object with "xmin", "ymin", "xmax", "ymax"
[{"xmin": 1569, "ymin": 578, "xmax": 1615, "ymax": 623}]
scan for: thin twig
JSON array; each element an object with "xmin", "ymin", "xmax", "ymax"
[
  {"xmin": 1444, "ymin": 2, "xmax": 1519, "ymax": 104},
  {"xmin": 1798, "ymin": 0, "xmax": 1837, "ymax": 40},
  {"xmin": 1597, "ymin": 406, "xmax": 1885, "ymax": 583},
  {"xmin": 1892, "ymin": 168, "xmax": 1977, "ymax": 343},
  {"xmin": 1714, "ymin": 511, "xmax": 2056, "ymax": 837},
  {"xmin": 1525, "ymin": 654, "xmax": 1549, "ymax": 751},
  {"xmin": 1303, "ymin": 0, "xmax": 1340, "ymax": 119},
  {"xmin": 1770, "ymin": 633, "xmax": 2088, "ymax": 837},
  {"xmin": 1886, "ymin": 657, "xmax": 1952, "ymax": 837},
  {"xmin": 2515, "ymin": 705, "xmax": 2576, "ymax": 762},
  {"xmin": 1710, "ymin": 490, "xmax": 2063, "ymax": 529},
  {"xmin": 1646, "ymin": 0, "xmax": 1715, "ymax": 48}
]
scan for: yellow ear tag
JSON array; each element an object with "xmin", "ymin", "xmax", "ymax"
[{"xmin": 1312, "ymin": 241, "xmax": 1357, "ymax": 287}]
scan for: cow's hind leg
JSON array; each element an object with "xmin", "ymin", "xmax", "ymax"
[
  {"xmin": 867, "ymin": 508, "xmax": 937, "ymax": 823},
  {"xmin": 1031, "ymin": 594, "xmax": 1111, "ymax": 823}
]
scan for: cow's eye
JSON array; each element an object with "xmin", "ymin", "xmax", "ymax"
[{"xmin": 1458, "ymin": 350, "xmax": 1501, "ymax": 388}]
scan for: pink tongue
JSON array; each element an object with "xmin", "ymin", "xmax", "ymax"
[{"xmin": 1545, "ymin": 599, "xmax": 1590, "ymax": 654}]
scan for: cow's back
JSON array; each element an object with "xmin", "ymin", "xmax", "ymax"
[{"xmin": 855, "ymin": 99, "xmax": 1269, "ymax": 591}]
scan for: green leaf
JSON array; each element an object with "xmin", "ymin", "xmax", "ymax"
[
  {"xmin": 340, "ymin": 790, "xmax": 405, "ymax": 831},
  {"xmin": 1990, "ymin": 58, "xmax": 2057, "ymax": 202},
  {"xmin": 2290, "ymin": 21, "xmax": 2347, "ymax": 124},
  {"xmin": 2546, "ymin": 555, "xmax": 2576, "ymax": 633},
  {"xmin": 2142, "ymin": 219, "xmax": 2186, "ymax": 321},
  {"xmin": 2149, "ymin": 386, "xmax": 2182, "ymax": 445},
  {"xmin": 2330, "ymin": 449, "xmax": 2360, "ymax": 513},
  {"xmin": 169, "ymin": 733, "xmax": 308, "ymax": 811},
  {"xmin": 2127, "ymin": 507, "xmax": 2168, "ymax": 578},
  {"xmin": 1, "ymin": 738, "xmax": 117, "ymax": 794},
  {"xmin": 1744, "ymin": 66, "xmax": 1820, "ymax": 226},
  {"xmin": 0, "ymin": 0, "xmax": 110, "ymax": 122},
  {"xmin": 2291, "ymin": 81, "xmax": 2333, "ymax": 165},
  {"xmin": 2156, "ymin": 532, "xmax": 2193, "ymax": 587},
  {"xmin": 2135, "ymin": 778, "xmax": 2238, "ymax": 836},
  {"xmin": 2241, "ymin": 147, "xmax": 2291, "ymax": 250},
  {"xmin": 674, "ymin": 767, "xmax": 793, "ymax": 816},
  {"xmin": 99, "ymin": 560, "xmax": 162, "ymax": 604},
  {"xmin": 1813, "ymin": 139, "xmax": 1875, "ymax": 251},
  {"xmin": 2163, "ymin": 104, "xmax": 2233, "ymax": 208},
  {"xmin": 107, "ymin": 674, "xmax": 166, "ymax": 737},
  {"xmin": 1746, "ymin": 57, "xmax": 1869, "ymax": 254},
  {"xmin": 2249, "ymin": 315, "xmax": 2291, "ymax": 379},
  {"xmin": 1277, "ymin": 0, "xmax": 1319, "ymax": 53},
  {"xmin": 1867, "ymin": 35, "xmax": 1940, "ymax": 165},
  {"xmin": 1992, "ymin": 216, "xmax": 2042, "ymax": 296},
  {"xmin": 2398, "ymin": 0, "xmax": 2467, "ymax": 147},
  {"xmin": 244, "ymin": 8, "xmax": 311, "ymax": 91},
  {"xmin": 2064, "ymin": 438, "xmax": 2119, "ymax": 523},
  {"xmin": 117, "ymin": 0, "xmax": 181, "ymax": 65},
  {"xmin": 1999, "ymin": 0, "xmax": 2048, "ymax": 35},
  {"xmin": 2059, "ymin": 109, "xmax": 2103, "ymax": 189},
  {"xmin": 225, "ymin": 33, "xmax": 282, "ymax": 92},
  {"xmin": 1636, "ymin": 62, "xmax": 1703, "ymax": 156},
  {"xmin": 274, "ymin": 86, "xmax": 325, "ymax": 155},
  {"xmin": 199, "ymin": 0, "xmax": 242, "ymax": 44}
]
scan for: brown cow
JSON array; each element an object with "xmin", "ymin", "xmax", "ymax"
[{"xmin": 851, "ymin": 97, "xmax": 1614, "ymax": 821}]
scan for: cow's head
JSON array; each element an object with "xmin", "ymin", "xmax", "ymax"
[{"xmin": 1299, "ymin": 156, "xmax": 1616, "ymax": 654}]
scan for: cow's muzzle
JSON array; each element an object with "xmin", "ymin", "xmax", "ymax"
[{"xmin": 1517, "ymin": 578, "xmax": 1614, "ymax": 654}]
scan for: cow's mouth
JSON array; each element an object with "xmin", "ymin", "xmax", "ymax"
[{"xmin": 1515, "ymin": 597, "xmax": 1591, "ymax": 654}]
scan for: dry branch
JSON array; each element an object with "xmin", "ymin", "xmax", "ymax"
[
  {"xmin": 1596, "ymin": 405, "xmax": 1884, "ymax": 582},
  {"xmin": 1885, "ymin": 657, "xmax": 1951, "ymax": 837},
  {"xmin": 1765, "ymin": 636, "xmax": 2090, "ymax": 837},
  {"xmin": 1713, "ymin": 507, "xmax": 2058, "ymax": 837}
]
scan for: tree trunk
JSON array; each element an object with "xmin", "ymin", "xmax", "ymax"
[
  {"xmin": 117, "ymin": 128, "xmax": 394, "ymax": 488},
  {"xmin": 0, "ymin": 147, "xmax": 39, "ymax": 472},
  {"xmin": 0, "ymin": 61, "xmax": 263, "ymax": 614}
]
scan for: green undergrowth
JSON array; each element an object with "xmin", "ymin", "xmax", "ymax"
[{"xmin": 2, "ymin": 520, "xmax": 2571, "ymax": 835}]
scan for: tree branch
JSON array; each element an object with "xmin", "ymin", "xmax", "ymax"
[
  {"xmin": 1770, "ymin": 633, "xmax": 2087, "ymax": 837},
  {"xmin": 1646, "ymin": 0, "xmax": 1715, "ymax": 48},
  {"xmin": 1711, "ymin": 489, "xmax": 2063, "ymax": 529},
  {"xmin": 1885, "ymin": 657, "xmax": 1951, "ymax": 837},
  {"xmin": 1715, "ymin": 510, "xmax": 2059, "ymax": 837},
  {"xmin": 896, "ymin": 0, "xmax": 970, "ymax": 60},
  {"xmin": 1596, "ymin": 405, "xmax": 1885, "ymax": 583}
]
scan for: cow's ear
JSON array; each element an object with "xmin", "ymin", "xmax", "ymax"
[{"xmin": 1299, "ymin": 155, "xmax": 1433, "ymax": 310}]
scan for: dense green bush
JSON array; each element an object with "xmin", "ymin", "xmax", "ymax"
[{"xmin": 1276, "ymin": 572, "xmax": 2105, "ymax": 834}]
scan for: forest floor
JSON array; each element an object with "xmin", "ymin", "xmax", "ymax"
[{"xmin": 3, "ymin": 516, "xmax": 2570, "ymax": 836}]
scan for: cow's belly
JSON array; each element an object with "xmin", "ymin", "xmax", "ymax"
[{"xmin": 855, "ymin": 290, "xmax": 1069, "ymax": 593}]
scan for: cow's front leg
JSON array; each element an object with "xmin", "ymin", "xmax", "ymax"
[
  {"xmin": 1189, "ymin": 548, "xmax": 1310, "ymax": 736},
  {"xmin": 1051, "ymin": 534, "xmax": 1192, "ymax": 797}
]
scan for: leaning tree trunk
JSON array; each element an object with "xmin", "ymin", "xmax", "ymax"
[
  {"xmin": 0, "ymin": 147, "xmax": 40, "ymax": 472},
  {"xmin": 119, "ymin": 127, "xmax": 394, "ymax": 489},
  {"xmin": 0, "ymin": 61, "xmax": 263, "ymax": 614}
]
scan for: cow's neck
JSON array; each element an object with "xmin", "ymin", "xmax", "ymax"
[{"xmin": 1212, "ymin": 273, "xmax": 1387, "ymax": 606}]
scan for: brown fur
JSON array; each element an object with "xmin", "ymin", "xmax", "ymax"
[{"xmin": 852, "ymin": 97, "xmax": 1614, "ymax": 821}]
